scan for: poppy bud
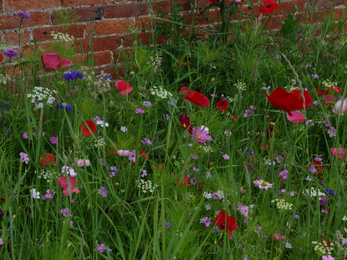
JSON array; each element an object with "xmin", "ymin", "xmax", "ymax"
[
  {"xmin": 62, "ymin": 103, "xmax": 67, "ymax": 108},
  {"xmin": 33, "ymin": 107, "xmax": 38, "ymax": 112},
  {"xmin": 109, "ymin": 101, "xmax": 114, "ymax": 107}
]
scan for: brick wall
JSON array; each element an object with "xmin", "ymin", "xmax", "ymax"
[{"xmin": 0, "ymin": 0, "xmax": 345, "ymax": 78}]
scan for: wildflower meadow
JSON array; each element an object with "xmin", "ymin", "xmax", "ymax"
[{"xmin": 1, "ymin": 1, "xmax": 347, "ymax": 259}]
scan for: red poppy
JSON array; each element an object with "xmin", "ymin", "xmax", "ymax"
[
  {"xmin": 259, "ymin": 0, "xmax": 279, "ymax": 15},
  {"xmin": 291, "ymin": 89, "xmax": 312, "ymax": 109},
  {"xmin": 232, "ymin": 115, "xmax": 237, "ymax": 120},
  {"xmin": 58, "ymin": 176, "xmax": 80, "ymax": 196},
  {"xmin": 330, "ymin": 147, "xmax": 347, "ymax": 161},
  {"xmin": 176, "ymin": 175, "xmax": 192, "ymax": 187},
  {"xmin": 184, "ymin": 91, "xmax": 209, "ymax": 108},
  {"xmin": 0, "ymin": 54, "xmax": 3, "ymax": 62},
  {"xmin": 311, "ymin": 161, "xmax": 323, "ymax": 175},
  {"xmin": 266, "ymin": 124, "xmax": 275, "ymax": 140},
  {"xmin": 329, "ymin": 85, "xmax": 343, "ymax": 94},
  {"xmin": 265, "ymin": 88, "xmax": 312, "ymax": 116},
  {"xmin": 41, "ymin": 53, "xmax": 72, "ymax": 72},
  {"xmin": 213, "ymin": 211, "xmax": 238, "ymax": 237},
  {"xmin": 323, "ymin": 95, "xmax": 337, "ymax": 107},
  {"xmin": 208, "ymin": 0, "xmax": 217, "ymax": 2},
  {"xmin": 115, "ymin": 80, "xmax": 133, "ymax": 95},
  {"xmin": 179, "ymin": 86, "xmax": 191, "ymax": 94},
  {"xmin": 179, "ymin": 114, "xmax": 193, "ymax": 133},
  {"xmin": 216, "ymin": 100, "xmax": 229, "ymax": 112},
  {"xmin": 80, "ymin": 120, "xmax": 96, "ymax": 137},
  {"xmin": 314, "ymin": 85, "xmax": 326, "ymax": 95},
  {"xmin": 139, "ymin": 150, "xmax": 149, "ymax": 160},
  {"xmin": 39, "ymin": 153, "xmax": 55, "ymax": 166}
]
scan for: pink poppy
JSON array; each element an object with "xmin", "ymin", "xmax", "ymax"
[
  {"xmin": 330, "ymin": 147, "xmax": 347, "ymax": 161},
  {"xmin": 286, "ymin": 111, "xmax": 306, "ymax": 123},
  {"xmin": 41, "ymin": 53, "xmax": 72, "ymax": 72},
  {"xmin": 332, "ymin": 98, "xmax": 347, "ymax": 116},
  {"xmin": 58, "ymin": 176, "xmax": 80, "ymax": 196},
  {"xmin": 274, "ymin": 232, "xmax": 285, "ymax": 241},
  {"xmin": 115, "ymin": 80, "xmax": 133, "ymax": 95}
]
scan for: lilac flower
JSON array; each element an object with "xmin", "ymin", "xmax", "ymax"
[
  {"xmin": 168, "ymin": 98, "xmax": 177, "ymax": 106},
  {"xmin": 61, "ymin": 166, "xmax": 77, "ymax": 177},
  {"xmin": 213, "ymin": 226, "xmax": 221, "ymax": 233},
  {"xmin": 0, "ymin": 238, "xmax": 3, "ymax": 245},
  {"xmin": 163, "ymin": 114, "xmax": 169, "ymax": 120},
  {"xmin": 203, "ymin": 192, "xmax": 212, "ymax": 199},
  {"xmin": 18, "ymin": 11, "xmax": 30, "ymax": 19},
  {"xmin": 294, "ymin": 214, "xmax": 300, "ymax": 219},
  {"xmin": 96, "ymin": 120, "xmax": 109, "ymax": 127},
  {"xmin": 140, "ymin": 169, "xmax": 147, "ymax": 177},
  {"xmin": 44, "ymin": 189, "xmax": 55, "ymax": 200},
  {"xmin": 205, "ymin": 204, "xmax": 212, "ymax": 210},
  {"xmin": 279, "ymin": 170, "xmax": 288, "ymax": 179},
  {"xmin": 4, "ymin": 48, "xmax": 19, "ymax": 58},
  {"xmin": 223, "ymin": 154, "xmax": 230, "ymax": 160},
  {"xmin": 342, "ymin": 239, "xmax": 347, "ymax": 245},
  {"xmin": 22, "ymin": 132, "xmax": 28, "ymax": 139},
  {"xmin": 143, "ymin": 101, "xmax": 151, "ymax": 107},
  {"xmin": 261, "ymin": 86, "xmax": 271, "ymax": 90},
  {"xmin": 323, "ymin": 118, "xmax": 331, "ymax": 127},
  {"xmin": 120, "ymin": 126, "xmax": 127, "ymax": 132},
  {"xmin": 200, "ymin": 217, "xmax": 211, "ymax": 227},
  {"xmin": 96, "ymin": 243, "xmax": 106, "ymax": 253},
  {"xmin": 143, "ymin": 138, "xmax": 152, "ymax": 146},
  {"xmin": 305, "ymin": 120, "xmax": 314, "ymax": 126},
  {"xmin": 243, "ymin": 109, "xmax": 253, "ymax": 117},
  {"xmin": 50, "ymin": 137, "xmax": 57, "ymax": 144},
  {"xmin": 311, "ymin": 74, "xmax": 319, "ymax": 79},
  {"xmin": 98, "ymin": 186, "xmax": 107, "ymax": 198},
  {"xmin": 327, "ymin": 127, "xmax": 336, "ymax": 137},
  {"xmin": 110, "ymin": 166, "xmax": 118, "ymax": 172},
  {"xmin": 309, "ymin": 164, "xmax": 317, "ymax": 174},
  {"xmin": 244, "ymin": 149, "xmax": 254, "ymax": 156},
  {"xmin": 99, "ymin": 158, "xmax": 106, "ymax": 166},
  {"xmin": 165, "ymin": 221, "xmax": 171, "ymax": 229},
  {"xmin": 313, "ymin": 100, "xmax": 319, "ymax": 105},
  {"xmin": 19, "ymin": 152, "xmax": 29, "ymax": 164},
  {"xmin": 237, "ymin": 203, "xmax": 249, "ymax": 217},
  {"xmin": 136, "ymin": 108, "xmax": 145, "ymax": 114},
  {"xmin": 60, "ymin": 208, "xmax": 72, "ymax": 217}
]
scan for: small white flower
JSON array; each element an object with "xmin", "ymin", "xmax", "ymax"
[
  {"xmin": 343, "ymin": 216, "xmax": 347, "ymax": 221},
  {"xmin": 30, "ymin": 189, "xmax": 40, "ymax": 199},
  {"xmin": 120, "ymin": 126, "xmax": 127, "ymax": 132}
]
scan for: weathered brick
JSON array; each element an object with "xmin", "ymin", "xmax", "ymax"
[
  {"xmin": 75, "ymin": 36, "xmax": 122, "ymax": 53},
  {"xmin": 32, "ymin": 25, "xmax": 84, "ymax": 42},
  {"xmin": 306, "ymin": 0, "xmax": 344, "ymax": 11},
  {"xmin": 72, "ymin": 50, "xmax": 112, "ymax": 66},
  {"xmin": 6, "ymin": 0, "xmax": 59, "ymax": 12},
  {"xmin": 103, "ymin": 3, "xmax": 149, "ymax": 18},
  {"xmin": 0, "ymin": 12, "xmax": 50, "ymax": 30},
  {"xmin": 5, "ymin": 30, "xmax": 31, "ymax": 45},
  {"xmin": 135, "ymin": 17, "xmax": 154, "ymax": 31},
  {"xmin": 61, "ymin": 0, "xmax": 112, "ymax": 8},
  {"xmin": 85, "ymin": 19, "xmax": 134, "ymax": 36},
  {"xmin": 273, "ymin": 0, "xmax": 306, "ymax": 15},
  {"xmin": 52, "ymin": 7, "xmax": 102, "ymax": 25}
]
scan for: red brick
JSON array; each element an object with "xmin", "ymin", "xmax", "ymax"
[
  {"xmin": 0, "ymin": 12, "xmax": 50, "ymax": 30},
  {"xmin": 72, "ymin": 50, "xmax": 112, "ymax": 66},
  {"xmin": 6, "ymin": 0, "xmax": 59, "ymax": 12},
  {"xmin": 153, "ymin": 0, "xmax": 171, "ymax": 13},
  {"xmin": 61, "ymin": 0, "xmax": 112, "ymax": 7},
  {"xmin": 135, "ymin": 17, "xmax": 154, "ymax": 31},
  {"xmin": 5, "ymin": 30, "xmax": 31, "ymax": 45},
  {"xmin": 22, "ymin": 43, "xmax": 54, "ymax": 58},
  {"xmin": 52, "ymin": 7, "xmax": 102, "ymax": 25},
  {"xmin": 85, "ymin": 19, "xmax": 134, "ymax": 36},
  {"xmin": 32, "ymin": 25, "xmax": 84, "ymax": 42},
  {"xmin": 75, "ymin": 36, "xmax": 122, "ymax": 53},
  {"xmin": 306, "ymin": 0, "xmax": 344, "ymax": 11},
  {"xmin": 103, "ymin": 3, "xmax": 149, "ymax": 18},
  {"xmin": 273, "ymin": 0, "xmax": 306, "ymax": 15},
  {"xmin": 197, "ymin": 0, "xmax": 211, "ymax": 10}
]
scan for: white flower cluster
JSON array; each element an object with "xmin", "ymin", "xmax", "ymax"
[
  {"xmin": 235, "ymin": 81, "xmax": 246, "ymax": 92},
  {"xmin": 146, "ymin": 51, "xmax": 162, "ymax": 73},
  {"xmin": 338, "ymin": 35, "xmax": 347, "ymax": 46},
  {"xmin": 322, "ymin": 79, "xmax": 335, "ymax": 89},
  {"xmin": 50, "ymin": 31, "xmax": 74, "ymax": 42},
  {"xmin": 284, "ymin": 79, "xmax": 299, "ymax": 92},
  {"xmin": 198, "ymin": 144, "xmax": 213, "ymax": 153},
  {"xmin": 271, "ymin": 199, "xmax": 293, "ymax": 210},
  {"xmin": 36, "ymin": 169, "xmax": 55, "ymax": 182},
  {"xmin": 302, "ymin": 187, "xmax": 325, "ymax": 198},
  {"xmin": 150, "ymin": 86, "xmax": 173, "ymax": 99},
  {"xmin": 312, "ymin": 240, "xmax": 334, "ymax": 255},
  {"xmin": 0, "ymin": 74, "xmax": 10, "ymax": 85},
  {"xmin": 27, "ymin": 87, "xmax": 57, "ymax": 107},
  {"xmin": 30, "ymin": 188, "xmax": 40, "ymax": 199},
  {"xmin": 136, "ymin": 179, "xmax": 158, "ymax": 193}
]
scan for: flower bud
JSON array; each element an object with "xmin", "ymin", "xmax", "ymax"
[
  {"xmin": 109, "ymin": 101, "xmax": 114, "ymax": 107},
  {"xmin": 211, "ymin": 77, "xmax": 215, "ymax": 83}
]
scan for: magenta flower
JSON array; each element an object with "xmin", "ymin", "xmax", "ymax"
[
  {"xmin": 50, "ymin": 137, "xmax": 57, "ymax": 144},
  {"xmin": 22, "ymin": 132, "xmax": 28, "ymax": 139},
  {"xmin": 96, "ymin": 243, "xmax": 106, "ymax": 253},
  {"xmin": 60, "ymin": 208, "xmax": 72, "ymax": 217},
  {"xmin": 136, "ymin": 108, "xmax": 144, "ymax": 114},
  {"xmin": 200, "ymin": 217, "xmax": 211, "ymax": 227},
  {"xmin": 279, "ymin": 170, "xmax": 288, "ymax": 179},
  {"xmin": 332, "ymin": 98, "xmax": 347, "ymax": 116},
  {"xmin": 191, "ymin": 127, "xmax": 212, "ymax": 143},
  {"xmin": 223, "ymin": 154, "xmax": 230, "ymax": 160},
  {"xmin": 129, "ymin": 150, "xmax": 136, "ymax": 163},
  {"xmin": 19, "ymin": 152, "xmax": 29, "ymax": 164}
]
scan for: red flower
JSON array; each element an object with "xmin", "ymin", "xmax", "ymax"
[
  {"xmin": 0, "ymin": 54, "xmax": 3, "ymax": 62},
  {"xmin": 41, "ymin": 53, "xmax": 72, "ymax": 72},
  {"xmin": 58, "ymin": 176, "xmax": 80, "ymax": 196},
  {"xmin": 80, "ymin": 120, "xmax": 97, "ymax": 137},
  {"xmin": 39, "ymin": 153, "xmax": 55, "ymax": 166},
  {"xmin": 266, "ymin": 124, "xmax": 275, "ymax": 140},
  {"xmin": 208, "ymin": 0, "xmax": 217, "ymax": 2},
  {"xmin": 213, "ymin": 211, "xmax": 238, "ymax": 237},
  {"xmin": 323, "ymin": 95, "xmax": 337, "ymax": 107},
  {"xmin": 329, "ymin": 85, "xmax": 343, "ymax": 94},
  {"xmin": 179, "ymin": 86, "xmax": 191, "ymax": 94},
  {"xmin": 259, "ymin": 0, "xmax": 279, "ymax": 15},
  {"xmin": 179, "ymin": 114, "xmax": 193, "ymax": 133},
  {"xmin": 265, "ymin": 88, "xmax": 312, "ymax": 116},
  {"xmin": 314, "ymin": 85, "xmax": 326, "ymax": 95},
  {"xmin": 311, "ymin": 161, "xmax": 323, "ymax": 175},
  {"xmin": 176, "ymin": 175, "xmax": 192, "ymax": 187},
  {"xmin": 115, "ymin": 80, "xmax": 133, "ymax": 95},
  {"xmin": 107, "ymin": 142, "xmax": 119, "ymax": 156},
  {"xmin": 232, "ymin": 115, "xmax": 237, "ymax": 120},
  {"xmin": 139, "ymin": 150, "xmax": 149, "ymax": 160},
  {"xmin": 184, "ymin": 91, "xmax": 209, "ymax": 108},
  {"xmin": 216, "ymin": 100, "xmax": 229, "ymax": 112},
  {"xmin": 274, "ymin": 233, "xmax": 285, "ymax": 241}
]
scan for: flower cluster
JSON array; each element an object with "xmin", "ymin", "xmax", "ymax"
[
  {"xmin": 26, "ymin": 87, "xmax": 58, "ymax": 108},
  {"xmin": 302, "ymin": 187, "xmax": 326, "ymax": 198},
  {"xmin": 136, "ymin": 179, "xmax": 158, "ymax": 193},
  {"xmin": 151, "ymin": 86, "xmax": 173, "ymax": 99},
  {"xmin": 271, "ymin": 199, "xmax": 293, "ymax": 210},
  {"xmin": 312, "ymin": 240, "xmax": 333, "ymax": 255},
  {"xmin": 63, "ymin": 70, "xmax": 84, "ymax": 81},
  {"xmin": 50, "ymin": 31, "xmax": 74, "ymax": 42}
]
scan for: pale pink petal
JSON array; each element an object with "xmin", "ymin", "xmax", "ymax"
[
  {"xmin": 332, "ymin": 98, "xmax": 347, "ymax": 116},
  {"xmin": 287, "ymin": 111, "xmax": 306, "ymax": 124}
]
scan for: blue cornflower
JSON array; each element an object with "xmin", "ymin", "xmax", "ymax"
[
  {"xmin": 165, "ymin": 221, "xmax": 171, "ymax": 229},
  {"xmin": 17, "ymin": 11, "xmax": 30, "ymax": 19},
  {"xmin": 63, "ymin": 70, "xmax": 84, "ymax": 81},
  {"xmin": 2, "ymin": 102, "xmax": 11, "ymax": 110},
  {"xmin": 324, "ymin": 187, "xmax": 335, "ymax": 196},
  {"xmin": 244, "ymin": 149, "xmax": 254, "ymax": 156},
  {"xmin": 100, "ymin": 74, "xmax": 112, "ymax": 80},
  {"xmin": 58, "ymin": 104, "xmax": 63, "ymax": 110},
  {"xmin": 58, "ymin": 103, "xmax": 72, "ymax": 111}
]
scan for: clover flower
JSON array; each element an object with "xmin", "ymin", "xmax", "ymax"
[{"xmin": 271, "ymin": 199, "xmax": 293, "ymax": 210}]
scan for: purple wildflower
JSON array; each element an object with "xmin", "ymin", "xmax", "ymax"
[
  {"xmin": 50, "ymin": 137, "xmax": 57, "ymax": 144},
  {"xmin": 19, "ymin": 152, "xmax": 29, "ymax": 164},
  {"xmin": 98, "ymin": 186, "xmax": 107, "ymax": 198},
  {"xmin": 4, "ymin": 49, "xmax": 19, "ymax": 58},
  {"xmin": 200, "ymin": 217, "xmax": 211, "ymax": 227},
  {"xmin": 18, "ymin": 11, "xmax": 30, "ymax": 19}
]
